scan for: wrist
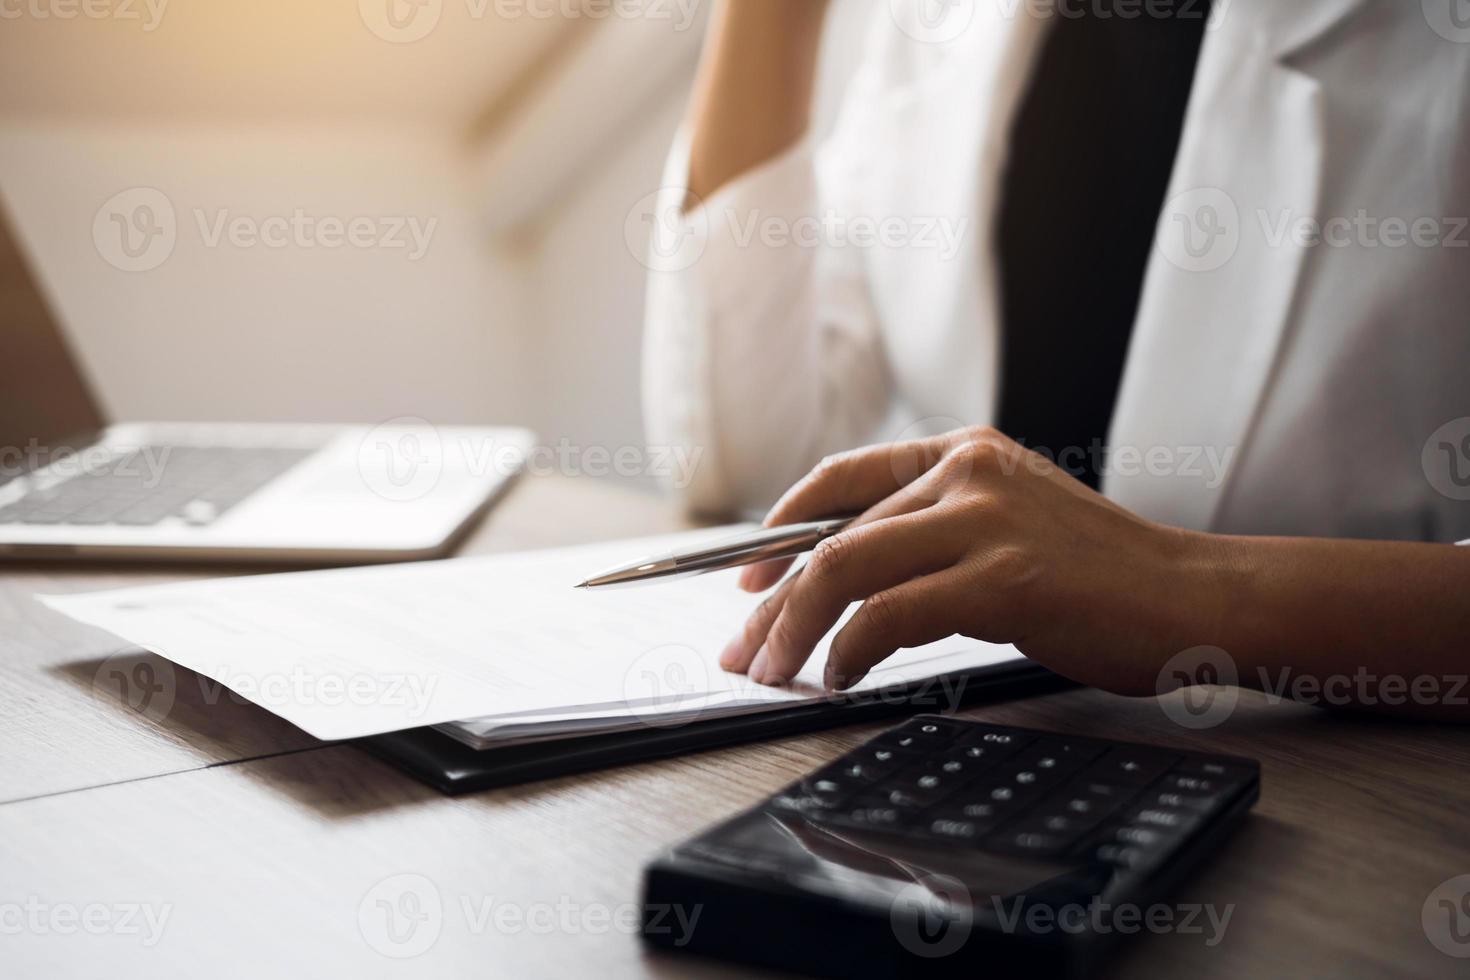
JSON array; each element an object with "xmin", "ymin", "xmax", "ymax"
[
  {"xmin": 1175, "ymin": 530, "xmax": 1264, "ymax": 681},
  {"xmin": 1153, "ymin": 526, "xmax": 1250, "ymax": 667}
]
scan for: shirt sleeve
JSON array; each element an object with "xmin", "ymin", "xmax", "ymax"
[{"xmin": 641, "ymin": 124, "xmax": 892, "ymax": 517}]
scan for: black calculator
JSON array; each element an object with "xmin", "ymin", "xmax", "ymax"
[{"xmin": 641, "ymin": 715, "xmax": 1259, "ymax": 979}]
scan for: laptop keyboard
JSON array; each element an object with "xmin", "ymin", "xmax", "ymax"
[{"xmin": 0, "ymin": 446, "xmax": 315, "ymax": 527}]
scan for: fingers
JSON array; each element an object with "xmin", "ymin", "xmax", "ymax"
[
  {"xmin": 736, "ymin": 555, "xmax": 797, "ymax": 594},
  {"xmin": 824, "ymin": 567, "xmax": 985, "ymax": 690},
  {"xmin": 744, "ymin": 513, "xmax": 968, "ymax": 686},
  {"xmin": 762, "ymin": 433, "xmax": 958, "ymax": 529},
  {"xmin": 737, "ymin": 452, "xmax": 951, "ymax": 593},
  {"xmin": 719, "ymin": 572, "xmax": 800, "ymax": 673}
]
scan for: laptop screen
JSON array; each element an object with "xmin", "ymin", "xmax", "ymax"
[{"xmin": 0, "ymin": 199, "xmax": 105, "ymax": 482}]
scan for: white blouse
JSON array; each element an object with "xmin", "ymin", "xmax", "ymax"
[{"xmin": 641, "ymin": 0, "xmax": 1470, "ymax": 548}]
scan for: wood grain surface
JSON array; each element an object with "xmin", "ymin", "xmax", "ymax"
[{"xmin": 3, "ymin": 474, "xmax": 1468, "ymax": 978}]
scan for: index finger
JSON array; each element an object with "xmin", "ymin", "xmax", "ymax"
[
  {"xmin": 762, "ymin": 432, "xmax": 958, "ymax": 529},
  {"xmin": 738, "ymin": 432, "xmax": 961, "ymax": 593}
]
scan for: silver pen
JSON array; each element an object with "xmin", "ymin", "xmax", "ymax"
[{"xmin": 575, "ymin": 517, "xmax": 856, "ymax": 589}]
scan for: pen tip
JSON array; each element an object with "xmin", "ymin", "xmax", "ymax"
[{"xmin": 574, "ymin": 581, "xmax": 589, "ymax": 589}]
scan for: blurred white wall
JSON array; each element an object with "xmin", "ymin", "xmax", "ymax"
[
  {"xmin": 501, "ymin": 0, "xmax": 878, "ymax": 463},
  {"xmin": 0, "ymin": 0, "xmax": 876, "ymax": 482},
  {"xmin": 0, "ymin": 122, "xmax": 535, "ymax": 425}
]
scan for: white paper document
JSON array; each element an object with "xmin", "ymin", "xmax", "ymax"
[{"xmin": 41, "ymin": 528, "xmax": 1028, "ymax": 743}]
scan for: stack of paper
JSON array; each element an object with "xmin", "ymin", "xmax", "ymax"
[{"xmin": 41, "ymin": 529, "xmax": 1027, "ymax": 748}]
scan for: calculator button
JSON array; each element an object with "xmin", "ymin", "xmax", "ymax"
[
  {"xmin": 1150, "ymin": 790, "xmax": 1219, "ymax": 813},
  {"xmin": 813, "ymin": 800, "xmax": 908, "ymax": 831},
  {"xmin": 1092, "ymin": 844, "xmax": 1152, "ymax": 870},
  {"xmin": 1011, "ymin": 738, "xmax": 1106, "ymax": 776},
  {"xmin": 852, "ymin": 746, "xmax": 919, "ymax": 770},
  {"xmin": 925, "ymin": 801, "xmax": 1005, "ymax": 839},
  {"xmin": 1173, "ymin": 759, "xmax": 1254, "ymax": 781},
  {"xmin": 772, "ymin": 774, "xmax": 854, "ymax": 812},
  {"xmin": 1025, "ymin": 799, "xmax": 1107, "ymax": 837},
  {"xmin": 1047, "ymin": 786, "xmax": 1128, "ymax": 822},
  {"xmin": 1124, "ymin": 806, "xmax": 1200, "ymax": 834},
  {"xmin": 830, "ymin": 760, "xmax": 895, "ymax": 784},
  {"xmin": 1114, "ymin": 826, "xmax": 1167, "ymax": 848},
  {"xmin": 899, "ymin": 717, "xmax": 970, "ymax": 740},
  {"xmin": 932, "ymin": 757, "xmax": 975, "ymax": 776},
  {"xmin": 988, "ymin": 825, "xmax": 1080, "ymax": 855},
  {"xmin": 955, "ymin": 728, "xmax": 1035, "ymax": 752},
  {"xmin": 942, "ymin": 740, "xmax": 1024, "ymax": 770},
  {"xmin": 872, "ymin": 730, "xmax": 948, "ymax": 753},
  {"xmin": 953, "ymin": 801, "xmax": 1001, "ymax": 821},
  {"xmin": 894, "ymin": 770, "xmax": 956, "ymax": 804},
  {"xmin": 1077, "ymin": 780, "xmax": 1134, "ymax": 800},
  {"xmin": 1162, "ymin": 773, "xmax": 1238, "ymax": 796},
  {"xmin": 927, "ymin": 817, "xmax": 984, "ymax": 842},
  {"xmin": 960, "ymin": 774, "xmax": 1045, "ymax": 812},
  {"xmin": 1086, "ymin": 749, "xmax": 1178, "ymax": 785}
]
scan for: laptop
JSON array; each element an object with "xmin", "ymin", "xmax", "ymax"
[{"xmin": 0, "ymin": 202, "xmax": 534, "ymax": 564}]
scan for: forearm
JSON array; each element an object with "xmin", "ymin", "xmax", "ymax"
[
  {"xmin": 1201, "ymin": 535, "xmax": 1470, "ymax": 718},
  {"xmin": 685, "ymin": 0, "xmax": 829, "ymax": 202}
]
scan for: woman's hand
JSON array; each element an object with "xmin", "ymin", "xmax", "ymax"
[{"xmin": 720, "ymin": 427, "xmax": 1228, "ymax": 695}]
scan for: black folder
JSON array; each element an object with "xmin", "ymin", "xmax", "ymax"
[{"xmin": 359, "ymin": 662, "xmax": 1070, "ymax": 794}]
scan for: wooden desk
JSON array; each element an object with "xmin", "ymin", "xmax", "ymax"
[{"xmin": 4, "ymin": 475, "xmax": 1468, "ymax": 978}]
